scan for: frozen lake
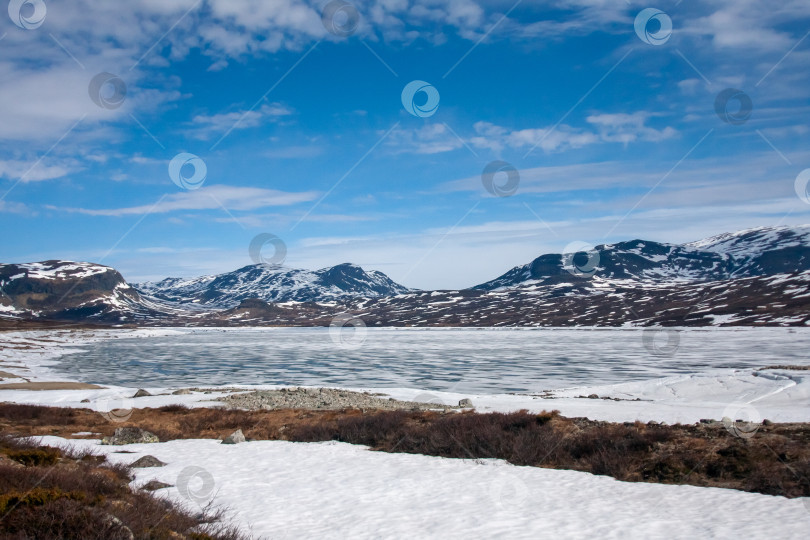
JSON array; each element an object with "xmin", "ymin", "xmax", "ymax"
[{"xmin": 52, "ymin": 327, "xmax": 810, "ymax": 394}]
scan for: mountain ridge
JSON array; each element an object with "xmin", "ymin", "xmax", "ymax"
[
  {"xmin": 133, "ymin": 262, "xmax": 413, "ymax": 307},
  {"xmin": 475, "ymin": 224, "xmax": 810, "ymax": 291},
  {"xmin": 1, "ymin": 225, "xmax": 809, "ymax": 327}
]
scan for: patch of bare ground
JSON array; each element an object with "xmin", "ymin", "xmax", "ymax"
[
  {"xmin": 2, "ymin": 402, "xmax": 809, "ymax": 498},
  {"xmin": 758, "ymin": 365, "xmax": 810, "ymax": 371},
  {"xmin": 0, "ymin": 434, "xmax": 247, "ymax": 539}
]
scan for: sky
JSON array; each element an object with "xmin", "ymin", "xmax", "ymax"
[{"xmin": 1, "ymin": 0, "xmax": 810, "ymax": 290}]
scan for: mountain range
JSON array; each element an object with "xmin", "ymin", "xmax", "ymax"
[{"xmin": 1, "ymin": 225, "xmax": 808, "ymax": 328}]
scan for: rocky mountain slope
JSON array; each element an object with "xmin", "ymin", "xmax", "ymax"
[
  {"xmin": 1, "ymin": 225, "xmax": 808, "ymax": 327},
  {"xmin": 476, "ymin": 225, "xmax": 810, "ymax": 290},
  {"xmin": 0, "ymin": 261, "xmax": 143, "ymax": 322}
]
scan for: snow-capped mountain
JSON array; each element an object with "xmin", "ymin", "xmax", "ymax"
[
  {"xmin": 134, "ymin": 262, "xmax": 412, "ymax": 307},
  {"xmin": 476, "ymin": 225, "xmax": 810, "ymax": 290},
  {"xmin": 1, "ymin": 225, "xmax": 808, "ymax": 328},
  {"xmin": 685, "ymin": 225, "xmax": 810, "ymax": 277},
  {"xmin": 0, "ymin": 260, "xmax": 142, "ymax": 322}
]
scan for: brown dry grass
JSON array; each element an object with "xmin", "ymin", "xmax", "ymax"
[
  {"xmin": 1, "ymin": 403, "xmax": 809, "ymax": 498},
  {"xmin": 0, "ymin": 434, "xmax": 247, "ymax": 539}
]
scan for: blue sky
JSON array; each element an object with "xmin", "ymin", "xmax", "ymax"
[{"xmin": 1, "ymin": 0, "xmax": 810, "ymax": 289}]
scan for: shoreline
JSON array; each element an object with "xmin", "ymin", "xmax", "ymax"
[{"xmin": 2, "ymin": 327, "xmax": 810, "ymax": 424}]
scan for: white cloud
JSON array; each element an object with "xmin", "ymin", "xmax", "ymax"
[
  {"xmin": 52, "ymin": 184, "xmax": 320, "ymax": 216},
  {"xmin": 386, "ymin": 113, "xmax": 677, "ymax": 157},
  {"xmin": 0, "ymin": 159, "xmax": 75, "ymax": 183},
  {"xmin": 386, "ymin": 123, "xmax": 464, "ymax": 154},
  {"xmin": 585, "ymin": 112, "xmax": 678, "ymax": 144},
  {"xmin": 189, "ymin": 103, "xmax": 294, "ymax": 140},
  {"xmin": 468, "ymin": 112, "xmax": 676, "ymax": 154}
]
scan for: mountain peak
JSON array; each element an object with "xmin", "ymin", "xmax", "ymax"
[
  {"xmin": 134, "ymin": 262, "xmax": 410, "ymax": 307},
  {"xmin": 475, "ymin": 224, "xmax": 810, "ymax": 290}
]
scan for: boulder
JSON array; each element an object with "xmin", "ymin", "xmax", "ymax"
[
  {"xmin": 171, "ymin": 389, "xmax": 191, "ymax": 395},
  {"xmin": 102, "ymin": 514, "xmax": 134, "ymax": 540},
  {"xmin": 130, "ymin": 455, "xmax": 166, "ymax": 468},
  {"xmin": 458, "ymin": 398, "xmax": 474, "ymax": 408},
  {"xmin": 221, "ymin": 429, "xmax": 246, "ymax": 444},
  {"xmin": 133, "ymin": 389, "xmax": 152, "ymax": 398},
  {"xmin": 141, "ymin": 480, "xmax": 172, "ymax": 491},
  {"xmin": 101, "ymin": 427, "xmax": 159, "ymax": 445}
]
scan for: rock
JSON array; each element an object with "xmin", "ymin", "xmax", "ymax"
[
  {"xmin": 699, "ymin": 419, "xmax": 713, "ymax": 424},
  {"xmin": 130, "ymin": 455, "xmax": 166, "ymax": 468},
  {"xmin": 102, "ymin": 514, "xmax": 134, "ymax": 540},
  {"xmin": 222, "ymin": 429, "xmax": 246, "ymax": 444},
  {"xmin": 458, "ymin": 398, "xmax": 473, "ymax": 408},
  {"xmin": 587, "ymin": 394, "xmax": 599, "ymax": 399},
  {"xmin": 80, "ymin": 398, "xmax": 91, "ymax": 403},
  {"xmin": 141, "ymin": 480, "xmax": 172, "ymax": 491},
  {"xmin": 133, "ymin": 389, "xmax": 152, "ymax": 398},
  {"xmin": 101, "ymin": 427, "xmax": 160, "ymax": 446},
  {"xmin": 762, "ymin": 419, "xmax": 773, "ymax": 426},
  {"xmin": 171, "ymin": 389, "xmax": 191, "ymax": 395}
]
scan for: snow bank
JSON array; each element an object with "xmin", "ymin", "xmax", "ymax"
[{"xmin": 37, "ymin": 436, "xmax": 810, "ymax": 539}]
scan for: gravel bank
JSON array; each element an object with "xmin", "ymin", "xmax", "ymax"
[{"xmin": 217, "ymin": 387, "xmax": 465, "ymax": 411}]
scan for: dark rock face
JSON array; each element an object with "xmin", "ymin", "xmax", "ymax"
[{"xmin": 0, "ymin": 260, "xmax": 140, "ymax": 320}]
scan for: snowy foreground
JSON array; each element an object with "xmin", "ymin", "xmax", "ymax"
[
  {"xmin": 3, "ymin": 329, "xmax": 810, "ymax": 538},
  {"xmin": 39, "ymin": 436, "xmax": 810, "ymax": 539}
]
